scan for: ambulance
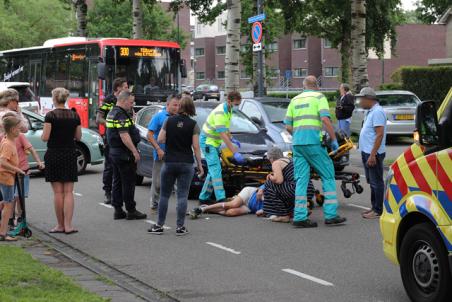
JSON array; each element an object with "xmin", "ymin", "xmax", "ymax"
[{"xmin": 380, "ymin": 88, "xmax": 452, "ymax": 302}]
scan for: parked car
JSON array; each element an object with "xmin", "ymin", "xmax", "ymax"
[
  {"xmin": 134, "ymin": 101, "xmax": 280, "ymax": 195},
  {"xmin": 22, "ymin": 109, "xmax": 104, "ymax": 174},
  {"xmin": 192, "ymin": 84, "xmax": 220, "ymax": 101},
  {"xmin": 0, "ymin": 82, "xmax": 40, "ymax": 113},
  {"xmin": 240, "ymin": 97, "xmax": 350, "ymax": 171},
  {"xmin": 351, "ymin": 90, "xmax": 421, "ymax": 136}
]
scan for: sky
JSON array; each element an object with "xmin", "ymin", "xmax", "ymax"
[{"xmin": 401, "ymin": 0, "xmax": 417, "ymax": 11}]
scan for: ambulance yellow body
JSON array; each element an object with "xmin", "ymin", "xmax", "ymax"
[{"xmin": 380, "ymin": 88, "xmax": 452, "ymax": 302}]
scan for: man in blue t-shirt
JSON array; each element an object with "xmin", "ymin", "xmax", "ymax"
[
  {"xmin": 147, "ymin": 95, "xmax": 180, "ymax": 211},
  {"xmin": 189, "ymin": 185, "xmax": 265, "ymax": 218}
]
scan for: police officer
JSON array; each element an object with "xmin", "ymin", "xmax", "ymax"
[
  {"xmin": 96, "ymin": 78, "xmax": 129, "ymax": 204},
  {"xmin": 199, "ymin": 91, "xmax": 246, "ymax": 203},
  {"xmin": 106, "ymin": 90, "xmax": 147, "ymax": 220},
  {"xmin": 285, "ymin": 76, "xmax": 346, "ymax": 228}
]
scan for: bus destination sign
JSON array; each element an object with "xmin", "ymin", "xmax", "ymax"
[{"xmin": 119, "ymin": 47, "xmax": 161, "ymax": 58}]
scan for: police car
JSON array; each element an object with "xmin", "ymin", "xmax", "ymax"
[{"xmin": 380, "ymin": 88, "xmax": 452, "ymax": 302}]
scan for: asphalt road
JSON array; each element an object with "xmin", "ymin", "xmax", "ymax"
[{"xmin": 27, "ymin": 143, "xmax": 412, "ymax": 302}]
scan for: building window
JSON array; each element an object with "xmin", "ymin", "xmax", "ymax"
[
  {"xmin": 323, "ymin": 39, "xmax": 332, "ymax": 48},
  {"xmin": 269, "ymin": 68, "xmax": 280, "ymax": 78},
  {"xmin": 216, "ymin": 46, "xmax": 226, "ymax": 55},
  {"xmin": 293, "ymin": 38, "xmax": 307, "ymax": 49},
  {"xmin": 217, "ymin": 71, "xmax": 225, "ymax": 79},
  {"xmin": 240, "ymin": 69, "xmax": 251, "ymax": 79},
  {"xmin": 324, "ymin": 67, "xmax": 340, "ymax": 77},
  {"xmin": 196, "ymin": 22, "xmax": 202, "ymax": 35},
  {"xmin": 195, "ymin": 72, "xmax": 205, "ymax": 80},
  {"xmin": 267, "ymin": 42, "xmax": 278, "ymax": 52},
  {"xmin": 195, "ymin": 48, "xmax": 205, "ymax": 56},
  {"xmin": 293, "ymin": 68, "xmax": 308, "ymax": 78}
]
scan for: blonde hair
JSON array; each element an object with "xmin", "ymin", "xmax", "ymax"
[
  {"xmin": 51, "ymin": 87, "xmax": 70, "ymax": 105},
  {"xmin": 2, "ymin": 112, "xmax": 21, "ymax": 134},
  {"xmin": 0, "ymin": 88, "xmax": 19, "ymax": 107}
]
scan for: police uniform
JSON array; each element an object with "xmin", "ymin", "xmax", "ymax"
[
  {"xmin": 97, "ymin": 94, "xmax": 117, "ymax": 200},
  {"xmin": 285, "ymin": 90, "xmax": 339, "ymax": 222},
  {"xmin": 106, "ymin": 105, "xmax": 141, "ymax": 214},
  {"xmin": 199, "ymin": 103, "xmax": 232, "ymax": 202}
]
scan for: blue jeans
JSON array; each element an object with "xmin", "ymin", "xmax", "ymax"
[
  {"xmin": 361, "ymin": 152, "xmax": 385, "ymax": 215},
  {"xmin": 157, "ymin": 162, "xmax": 195, "ymax": 228},
  {"xmin": 337, "ymin": 119, "xmax": 351, "ymax": 137}
]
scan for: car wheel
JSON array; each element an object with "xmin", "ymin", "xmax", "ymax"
[
  {"xmin": 75, "ymin": 144, "xmax": 88, "ymax": 175},
  {"xmin": 400, "ymin": 223, "xmax": 452, "ymax": 302},
  {"xmin": 136, "ymin": 174, "xmax": 144, "ymax": 186}
]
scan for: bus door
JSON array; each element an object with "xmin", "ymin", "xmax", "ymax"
[{"xmin": 88, "ymin": 59, "xmax": 99, "ymax": 130}]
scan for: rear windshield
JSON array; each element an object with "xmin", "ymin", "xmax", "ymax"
[
  {"xmin": 378, "ymin": 94, "xmax": 419, "ymax": 107},
  {"xmin": 262, "ymin": 102, "xmax": 289, "ymax": 123}
]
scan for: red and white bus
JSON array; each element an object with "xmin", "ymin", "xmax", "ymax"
[{"xmin": 0, "ymin": 37, "xmax": 186, "ymax": 131}]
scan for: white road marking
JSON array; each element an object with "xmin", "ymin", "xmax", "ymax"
[
  {"xmin": 74, "ymin": 192, "xmax": 83, "ymax": 197},
  {"xmin": 145, "ymin": 220, "xmax": 171, "ymax": 230},
  {"xmin": 205, "ymin": 242, "xmax": 241, "ymax": 255},
  {"xmin": 348, "ymin": 203, "xmax": 371, "ymax": 210},
  {"xmin": 282, "ymin": 269, "xmax": 334, "ymax": 286},
  {"xmin": 98, "ymin": 202, "xmax": 113, "ymax": 209}
]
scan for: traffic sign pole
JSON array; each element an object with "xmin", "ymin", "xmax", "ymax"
[{"xmin": 257, "ymin": 0, "xmax": 264, "ymax": 97}]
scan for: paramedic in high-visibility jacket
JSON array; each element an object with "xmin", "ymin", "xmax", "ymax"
[
  {"xmin": 285, "ymin": 76, "xmax": 347, "ymax": 228},
  {"xmin": 199, "ymin": 91, "xmax": 246, "ymax": 203}
]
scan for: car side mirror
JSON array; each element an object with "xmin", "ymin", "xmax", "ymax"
[
  {"xmin": 180, "ymin": 60, "xmax": 187, "ymax": 78},
  {"xmin": 31, "ymin": 121, "xmax": 44, "ymax": 130},
  {"xmin": 250, "ymin": 116, "xmax": 263, "ymax": 126},
  {"xmin": 97, "ymin": 62, "xmax": 106, "ymax": 80},
  {"xmin": 415, "ymin": 101, "xmax": 439, "ymax": 146}
]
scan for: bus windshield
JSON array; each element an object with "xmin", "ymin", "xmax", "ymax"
[{"xmin": 105, "ymin": 46, "xmax": 179, "ymax": 96}]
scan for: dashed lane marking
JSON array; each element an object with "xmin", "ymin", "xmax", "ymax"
[
  {"xmin": 282, "ymin": 268, "xmax": 334, "ymax": 286},
  {"xmin": 98, "ymin": 202, "xmax": 113, "ymax": 209},
  {"xmin": 74, "ymin": 192, "xmax": 83, "ymax": 197},
  {"xmin": 348, "ymin": 203, "xmax": 371, "ymax": 210},
  {"xmin": 205, "ymin": 242, "xmax": 241, "ymax": 255},
  {"xmin": 145, "ymin": 220, "xmax": 171, "ymax": 230}
]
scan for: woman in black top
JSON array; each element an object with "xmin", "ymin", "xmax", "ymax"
[
  {"xmin": 41, "ymin": 88, "xmax": 82, "ymax": 235},
  {"xmin": 148, "ymin": 96, "xmax": 203, "ymax": 236}
]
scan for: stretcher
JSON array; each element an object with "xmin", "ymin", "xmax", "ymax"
[{"xmin": 220, "ymin": 135, "xmax": 363, "ymax": 199}]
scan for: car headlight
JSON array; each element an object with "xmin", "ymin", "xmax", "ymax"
[
  {"xmin": 281, "ymin": 130, "xmax": 292, "ymax": 144},
  {"xmin": 95, "ymin": 134, "xmax": 104, "ymax": 146}
]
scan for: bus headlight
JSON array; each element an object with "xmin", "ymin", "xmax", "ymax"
[{"xmin": 281, "ymin": 130, "xmax": 292, "ymax": 144}]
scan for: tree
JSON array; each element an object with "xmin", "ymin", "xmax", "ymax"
[
  {"xmin": 351, "ymin": 0, "xmax": 368, "ymax": 92},
  {"xmin": 224, "ymin": 0, "xmax": 241, "ymax": 92},
  {"xmin": 87, "ymin": 0, "xmax": 187, "ymax": 47},
  {"xmin": 73, "ymin": 0, "xmax": 87, "ymax": 36},
  {"xmin": 132, "ymin": 0, "xmax": 143, "ymax": 39},
  {"xmin": 415, "ymin": 0, "xmax": 450, "ymax": 23},
  {"xmin": 0, "ymin": 0, "xmax": 74, "ymax": 51}
]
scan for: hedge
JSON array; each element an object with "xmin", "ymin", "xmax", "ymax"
[
  {"xmin": 390, "ymin": 66, "xmax": 452, "ymax": 103},
  {"xmin": 268, "ymin": 91, "xmax": 340, "ymax": 103},
  {"xmin": 378, "ymin": 82, "xmax": 403, "ymax": 90}
]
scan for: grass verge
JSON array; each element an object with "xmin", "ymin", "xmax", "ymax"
[{"xmin": 0, "ymin": 245, "xmax": 108, "ymax": 302}]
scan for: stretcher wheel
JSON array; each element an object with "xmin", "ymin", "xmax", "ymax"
[
  {"xmin": 316, "ymin": 195, "xmax": 324, "ymax": 207},
  {"xmin": 307, "ymin": 200, "xmax": 314, "ymax": 210},
  {"xmin": 343, "ymin": 188, "xmax": 352, "ymax": 198},
  {"xmin": 24, "ymin": 229, "xmax": 32, "ymax": 238},
  {"xmin": 354, "ymin": 184, "xmax": 364, "ymax": 194}
]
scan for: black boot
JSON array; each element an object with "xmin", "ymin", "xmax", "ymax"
[
  {"xmin": 114, "ymin": 208, "xmax": 127, "ymax": 220},
  {"xmin": 292, "ymin": 219, "xmax": 318, "ymax": 228},
  {"xmin": 104, "ymin": 192, "xmax": 112, "ymax": 205},
  {"xmin": 325, "ymin": 216, "xmax": 347, "ymax": 225},
  {"xmin": 127, "ymin": 209, "xmax": 147, "ymax": 220}
]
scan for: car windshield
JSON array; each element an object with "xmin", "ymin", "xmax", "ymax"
[
  {"xmin": 262, "ymin": 102, "xmax": 289, "ymax": 123},
  {"xmin": 194, "ymin": 106, "xmax": 259, "ymax": 134},
  {"xmin": 377, "ymin": 94, "xmax": 419, "ymax": 107}
]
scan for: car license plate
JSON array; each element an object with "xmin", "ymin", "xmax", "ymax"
[
  {"xmin": 211, "ymin": 93, "xmax": 218, "ymax": 96},
  {"xmin": 394, "ymin": 114, "xmax": 414, "ymax": 120}
]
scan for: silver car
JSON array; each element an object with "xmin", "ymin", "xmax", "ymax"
[{"xmin": 350, "ymin": 90, "xmax": 421, "ymax": 136}]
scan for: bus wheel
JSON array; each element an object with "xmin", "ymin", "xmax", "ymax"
[
  {"xmin": 400, "ymin": 223, "xmax": 452, "ymax": 302},
  {"xmin": 75, "ymin": 144, "xmax": 88, "ymax": 175}
]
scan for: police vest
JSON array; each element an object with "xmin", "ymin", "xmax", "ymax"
[
  {"xmin": 105, "ymin": 106, "xmax": 141, "ymax": 149},
  {"xmin": 202, "ymin": 103, "xmax": 232, "ymax": 147},
  {"xmin": 286, "ymin": 91, "xmax": 330, "ymax": 145}
]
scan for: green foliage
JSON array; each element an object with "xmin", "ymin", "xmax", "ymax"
[
  {"xmin": 379, "ymin": 82, "xmax": 403, "ymax": 90},
  {"xmin": 87, "ymin": 0, "xmax": 188, "ymax": 48},
  {"xmin": 392, "ymin": 66, "xmax": 452, "ymax": 103},
  {"xmin": 415, "ymin": 0, "xmax": 450, "ymax": 24},
  {"xmin": 398, "ymin": 10, "xmax": 424, "ymax": 24},
  {"xmin": 0, "ymin": 0, "xmax": 75, "ymax": 51},
  {"xmin": 0, "ymin": 246, "xmax": 107, "ymax": 302}
]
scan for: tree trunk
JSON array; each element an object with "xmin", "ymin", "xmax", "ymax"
[
  {"xmin": 225, "ymin": 0, "xmax": 241, "ymax": 93},
  {"xmin": 132, "ymin": 0, "xmax": 143, "ymax": 39},
  {"xmin": 340, "ymin": 16, "xmax": 351, "ymax": 84},
  {"xmin": 351, "ymin": 0, "xmax": 369, "ymax": 93},
  {"xmin": 73, "ymin": 0, "xmax": 87, "ymax": 37}
]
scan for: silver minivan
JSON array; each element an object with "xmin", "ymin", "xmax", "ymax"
[{"xmin": 351, "ymin": 90, "xmax": 421, "ymax": 136}]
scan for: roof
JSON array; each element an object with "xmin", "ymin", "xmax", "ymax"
[
  {"xmin": 193, "ymin": 101, "xmax": 221, "ymax": 108},
  {"xmin": 375, "ymin": 90, "xmax": 416, "ymax": 96},
  {"xmin": 244, "ymin": 97, "xmax": 290, "ymax": 103},
  {"xmin": 437, "ymin": 6, "xmax": 452, "ymax": 24}
]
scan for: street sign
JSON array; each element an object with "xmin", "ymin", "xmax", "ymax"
[
  {"xmin": 253, "ymin": 43, "xmax": 262, "ymax": 52},
  {"xmin": 251, "ymin": 22, "xmax": 263, "ymax": 44},
  {"xmin": 248, "ymin": 13, "xmax": 266, "ymax": 24},
  {"xmin": 285, "ymin": 70, "xmax": 292, "ymax": 80}
]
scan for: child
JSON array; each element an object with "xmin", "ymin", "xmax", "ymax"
[{"xmin": 0, "ymin": 113, "xmax": 25, "ymax": 241}]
